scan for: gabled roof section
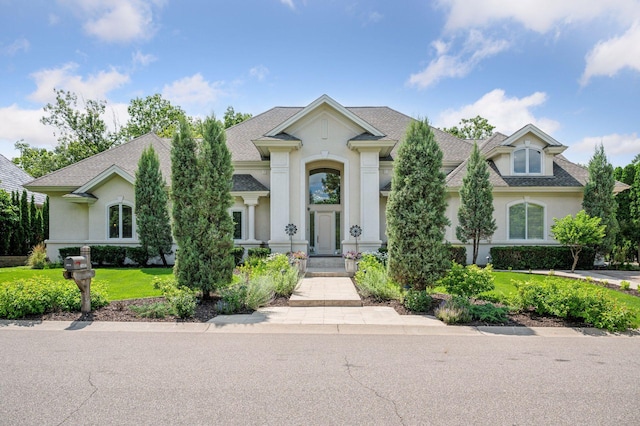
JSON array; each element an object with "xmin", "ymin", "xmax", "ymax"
[
  {"xmin": 25, "ymin": 133, "xmax": 171, "ymax": 191},
  {"xmin": 265, "ymin": 94, "xmax": 385, "ymax": 138},
  {"xmin": 500, "ymin": 124, "xmax": 563, "ymax": 147},
  {"xmin": 231, "ymin": 174, "xmax": 269, "ymax": 192},
  {"xmin": 0, "ymin": 154, "xmax": 46, "ymax": 204},
  {"xmin": 74, "ymin": 164, "xmax": 134, "ymax": 194}
]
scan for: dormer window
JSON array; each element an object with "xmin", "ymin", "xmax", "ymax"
[{"xmin": 513, "ymin": 145, "xmax": 541, "ymax": 174}]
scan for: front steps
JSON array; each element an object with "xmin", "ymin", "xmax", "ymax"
[
  {"xmin": 289, "ymin": 277, "xmax": 362, "ymax": 307},
  {"xmin": 305, "ymin": 256, "xmax": 351, "ymax": 278}
]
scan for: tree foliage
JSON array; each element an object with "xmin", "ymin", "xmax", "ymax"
[
  {"xmin": 123, "ymin": 94, "xmax": 186, "ymax": 139},
  {"xmin": 0, "ymin": 189, "xmax": 19, "ymax": 255},
  {"xmin": 582, "ymin": 144, "xmax": 618, "ymax": 256},
  {"xmin": 629, "ymin": 162, "xmax": 640, "ymax": 262},
  {"xmin": 135, "ymin": 145, "xmax": 173, "ymax": 267},
  {"xmin": 551, "ymin": 210, "xmax": 606, "ymax": 272},
  {"xmin": 443, "ymin": 116, "xmax": 495, "ymax": 140},
  {"xmin": 223, "ymin": 106, "xmax": 252, "ymax": 129},
  {"xmin": 456, "ymin": 142, "xmax": 497, "ymax": 264},
  {"xmin": 386, "ymin": 118, "xmax": 450, "ymax": 290}
]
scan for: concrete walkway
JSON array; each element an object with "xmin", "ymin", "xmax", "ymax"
[{"xmin": 289, "ymin": 277, "xmax": 362, "ymax": 307}]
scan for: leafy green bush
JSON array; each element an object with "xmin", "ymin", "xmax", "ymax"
[
  {"xmin": 231, "ymin": 247, "xmax": 245, "ymax": 266},
  {"xmin": 440, "ymin": 262, "xmax": 494, "ymax": 299},
  {"xmin": 247, "ymin": 247, "xmax": 271, "ymax": 258},
  {"xmin": 126, "ymin": 246, "xmax": 150, "ymax": 266},
  {"xmin": 238, "ymin": 253, "xmax": 299, "ymax": 297},
  {"xmin": 620, "ymin": 280, "xmax": 631, "ymax": 291},
  {"xmin": 354, "ymin": 254, "xmax": 403, "ymax": 301},
  {"xmin": 153, "ymin": 277, "xmax": 197, "ymax": 319},
  {"xmin": 448, "ymin": 245, "xmax": 467, "ymax": 266},
  {"xmin": 130, "ymin": 302, "xmax": 170, "ymax": 318},
  {"xmin": 404, "ymin": 289, "xmax": 432, "ymax": 312},
  {"xmin": 244, "ymin": 276, "xmax": 275, "ymax": 310},
  {"xmin": 58, "ymin": 247, "xmax": 81, "ymax": 261},
  {"xmin": 435, "ymin": 297, "xmax": 471, "ymax": 324},
  {"xmin": 514, "ymin": 278, "xmax": 634, "ymax": 331},
  {"xmin": 217, "ymin": 284, "xmax": 247, "ymax": 314},
  {"xmin": 90, "ymin": 246, "xmax": 127, "ymax": 266},
  {"xmin": 27, "ymin": 243, "xmax": 48, "ymax": 269},
  {"xmin": 490, "ymin": 246, "xmax": 596, "ymax": 270},
  {"xmin": 0, "ymin": 278, "xmax": 109, "ymax": 319},
  {"xmin": 469, "ymin": 303, "xmax": 508, "ymax": 323}
]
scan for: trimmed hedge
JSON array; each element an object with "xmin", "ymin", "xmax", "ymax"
[
  {"xmin": 448, "ymin": 246, "xmax": 467, "ymax": 266},
  {"xmin": 247, "ymin": 247, "xmax": 271, "ymax": 258},
  {"xmin": 231, "ymin": 247, "xmax": 245, "ymax": 266},
  {"xmin": 58, "ymin": 245, "xmax": 126, "ymax": 266},
  {"xmin": 490, "ymin": 246, "xmax": 596, "ymax": 270}
]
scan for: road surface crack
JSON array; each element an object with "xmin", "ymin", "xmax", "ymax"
[
  {"xmin": 344, "ymin": 356, "xmax": 405, "ymax": 425},
  {"xmin": 56, "ymin": 373, "xmax": 98, "ymax": 426}
]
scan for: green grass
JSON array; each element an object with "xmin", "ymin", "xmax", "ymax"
[{"xmin": 0, "ymin": 266, "xmax": 172, "ymax": 301}]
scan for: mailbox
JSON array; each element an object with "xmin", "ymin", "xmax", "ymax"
[{"xmin": 64, "ymin": 256, "xmax": 88, "ymax": 271}]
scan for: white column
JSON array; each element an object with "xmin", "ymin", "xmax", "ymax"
[
  {"xmin": 268, "ymin": 149, "xmax": 291, "ymax": 251},
  {"xmin": 359, "ymin": 149, "xmax": 382, "ymax": 247},
  {"xmin": 247, "ymin": 202, "xmax": 256, "ymax": 241}
]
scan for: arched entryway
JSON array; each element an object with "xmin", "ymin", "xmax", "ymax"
[{"xmin": 308, "ymin": 165, "xmax": 342, "ymax": 255}]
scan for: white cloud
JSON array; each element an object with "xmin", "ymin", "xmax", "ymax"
[
  {"xmin": 581, "ymin": 22, "xmax": 640, "ymax": 85},
  {"xmin": 61, "ymin": 0, "xmax": 164, "ymax": 43},
  {"xmin": 3, "ymin": 38, "xmax": 30, "ymax": 55},
  {"xmin": 0, "ymin": 105, "xmax": 53, "ymax": 153},
  {"xmin": 162, "ymin": 74, "xmax": 224, "ymax": 108},
  {"xmin": 249, "ymin": 65, "xmax": 269, "ymax": 81},
  {"xmin": 408, "ymin": 31, "xmax": 509, "ymax": 89},
  {"xmin": 566, "ymin": 133, "xmax": 640, "ymax": 167},
  {"xmin": 437, "ymin": 89, "xmax": 560, "ymax": 135},
  {"xmin": 132, "ymin": 50, "xmax": 157, "ymax": 67},
  {"xmin": 28, "ymin": 63, "xmax": 130, "ymax": 103},
  {"xmin": 280, "ymin": 0, "xmax": 295, "ymax": 10},
  {"xmin": 367, "ymin": 11, "xmax": 383, "ymax": 25}
]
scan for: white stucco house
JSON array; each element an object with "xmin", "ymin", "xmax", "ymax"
[{"xmin": 25, "ymin": 94, "xmax": 618, "ymax": 264}]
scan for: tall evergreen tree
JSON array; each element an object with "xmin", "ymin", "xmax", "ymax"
[
  {"xmin": 135, "ymin": 145, "xmax": 173, "ymax": 266},
  {"xmin": 386, "ymin": 118, "xmax": 450, "ymax": 290},
  {"xmin": 582, "ymin": 144, "xmax": 618, "ymax": 256},
  {"xmin": 9, "ymin": 191, "xmax": 21, "ymax": 255},
  {"xmin": 20, "ymin": 190, "xmax": 30, "ymax": 255},
  {"xmin": 456, "ymin": 142, "xmax": 497, "ymax": 264},
  {"xmin": 630, "ymin": 162, "xmax": 640, "ymax": 262},
  {"xmin": 0, "ymin": 189, "xmax": 19, "ymax": 255},
  {"xmin": 196, "ymin": 117, "xmax": 235, "ymax": 294},
  {"xmin": 43, "ymin": 196, "xmax": 50, "ymax": 240},
  {"xmin": 171, "ymin": 118, "xmax": 201, "ymax": 289},
  {"xmin": 29, "ymin": 195, "xmax": 41, "ymax": 247}
]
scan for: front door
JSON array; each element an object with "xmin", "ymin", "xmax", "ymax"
[{"xmin": 316, "ymin": 212, "xmax": 333, "ymax": 255}]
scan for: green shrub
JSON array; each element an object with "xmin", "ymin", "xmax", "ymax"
[
  {"xmin": 126, "ymin": 246, "xmax": 150, "ymax": 266},
  {"xmin": 620, "ymin": 280, "xmax": 631, "ymax": 291},
  {"xmin": 435, "ymin": 297, "xmax": 471, "ymax": 324},
  {"xmin": 130, "ymin": 302, "xmax": 170, "ymax": 318},
  {"xmin": 448, "ymin": 245, "xmax": 467, "ymax": 266},
  {"xmin": 90, "ymin": 246, "xmax": 127, "ymax": 266},
  {"xmin": 0, "ymin": 278, "xmax": 109, "ymax": 319},
  {"xmin": 58, "ymin": 246, "xmax": 81, "ymax": 261},
  {"xmin": 490, "ymin": 246, "xmax": 596, "ymax": 270},
  {"xmin": 404, "ymin": 289, "xmax": 432, "ymax": 312},
  {"xmin": 27, "ymin": 243, "xmax": 48, "ymax": 269},
  {"xmin": 153, "ymin": 277, "xmax": 197, "ymax": 319},
  {"xmin": 247, "ymin": 247, "xmax": 271, "ymax": 258},
  {"xmin": 237, "ymin": 253, "xmax": 299, "ymax": 297},
  {"xmin": 469, "ymin": 303, "xmax": 509, "ymax": 323},
  {"xmin": 217, "ymin": 284, "xmax": 247, "ymax": 314},
  {"xmin": 354, "ymin": 254, "xmax": 403, "ymax": 301},
  {"xmin": 515, "ymin": 278, "xmax": 634, "ymax": 331},
  {"xmin": 440, "ymin": 262, "xmax": 494, "ymax": 299},
  {"xmin": 231, "ymin": 247, "xmax": 245, "ymax": 266},
  {"xmin": 245, "ymin": 275, "xmax": 275, "ymax": 310}
]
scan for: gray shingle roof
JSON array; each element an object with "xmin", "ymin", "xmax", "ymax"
[
  {"xmin": 26, "ymin": 133, "xmax": 171, "ymax": 190},
  {"xmin": 232, "ymin": 174, "xmax": 268, "ymax": 192},
  {"xmin": 0, "ymin": 154, "xmax": 46, "ymax": 203}
]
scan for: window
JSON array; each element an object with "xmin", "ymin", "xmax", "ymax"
[
  {"xmin": 309, "ymin": 168, "xmax": 340, "ymax": 204},
  {"xmin": 509, "ymin": 202, "xmax": 544, "ymax": 240},
  {"xmin": 232, "ymin": 211, "xmax": 243, "ymax": 240},
  {"xmin": 513, "ymin": 147, "xmax": 542, "ymax": 174},
  {"xmin": 108, "ymin": 203, "xmax": 133, "ymax": 239}
]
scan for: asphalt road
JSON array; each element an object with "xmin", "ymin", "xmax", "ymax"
[{"xmin": 1, "ymin": 328, "xmax": 639, "ymax": 425}]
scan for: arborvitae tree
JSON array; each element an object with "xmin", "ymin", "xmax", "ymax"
[
  {"xmin": 19, "ymin": 190, "xmax": 30, "ymax": 255},
  {"xmin": 29, "ymin": 195, "xmax": 41, "ymax": 247},
  {"xmin": 135, "ymin": 145, "xmax": 173, "ymax": 266},
  {"xmin": 196, "ymin": 116, "xmax": 235, "ymax": 294},
  {"xmin": 582, "ymin": 144, "xmax": 619, "ymax": 256},
  {"xmin": 386, "ymin": 118, "xmax": 450, "ymax": 290},
  {"xmin": 0, "ymin": 189, "xmax": 19, "ymax": 255},
  {"xmin": 9, "ymin": 191, "xmax": 21, "ymax": 255},
  {"xmin": 171, "ymin": 118, "xmax": 201, "ymax": 289},
  {"xmin": 456, "ymin": 142, "xmax": 497, "ymax": 264},
  {"xmin": 630, "ymin": 163, "xmax": 640, "ymax": 262},
  {"xmin": 43, "ymin": 196, "xmax": 50, "ymax": 240}
]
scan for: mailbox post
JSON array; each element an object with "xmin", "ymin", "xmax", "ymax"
[{"xmin": 63, "ymin": 246, "xmax": 96, "ymax": 315}]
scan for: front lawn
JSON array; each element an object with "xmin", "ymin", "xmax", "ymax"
[{"xmin": 0, "ymin": 266, "xmax": 172, "ymax": 301}]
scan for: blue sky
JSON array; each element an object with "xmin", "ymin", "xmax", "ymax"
[{"xmin": 1, "ymin": 0, "xmax": 639, "ymax": 168}]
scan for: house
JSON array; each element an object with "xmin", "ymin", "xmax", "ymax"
[
  {"xmin": 24, "ymin": 94, "xmax": 621, "ymax": 264},
  {"xmin": 0, "ymin": 154, "xmax": 46, "ymax": 205}
]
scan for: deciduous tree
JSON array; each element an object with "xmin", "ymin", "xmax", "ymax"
[
  {"xmin": 456, "ymin": 142, "xmax": 497, "ymax": 264},
  {"xmin": 123, "ymin": 94, "xmax": 186, "ymax": 139},
  {"xmin": 551, "ymin": 210, "xmax": 606, "ymax": 272},
  {"xmin": 223, "ymin": 106, "xmax": 252, "ymax": 129},
  {"xmin": 386, "ymin": 118, "xmax": 450, "ymax": 290},
  {"xmin": 443, "ymin": 116, "xmax": 495, "ymax": 140}
]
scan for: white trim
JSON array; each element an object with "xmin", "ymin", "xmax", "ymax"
[
  {"xmin": 300, "ymin": 153, "xmax": 350, "ymax": 254},
  {"xmin": 267, "ymin": 94, "xmax": 385, "ymax": 137},
  {"xmin": 106, "ymin": 200, "xmax": 135, "ymax": 240},
  {"xmin": 501, "ymin": 123, "xmax": 563, "ymax": 147},
  {"xmin": 76, "ymin": 165, "xmax": 134, "ymax": 194},
  {"xmin": 506, "ymin": 199, "xmax": 547, "ymax": 241}
]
